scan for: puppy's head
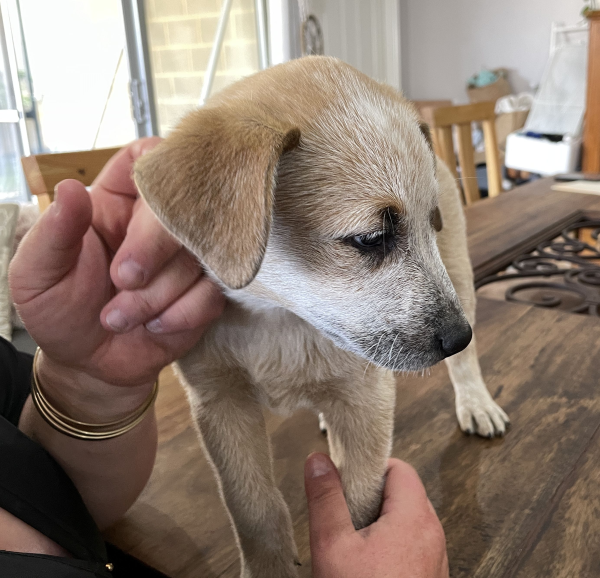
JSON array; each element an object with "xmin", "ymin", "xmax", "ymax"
[{"xmin": 135, "ymin": 57, "xmax": 471, "ymax": 371}]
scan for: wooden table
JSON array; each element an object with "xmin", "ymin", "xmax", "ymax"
[{"xmin": 105, "ymin": 179, "xmax": 600, "ymax": 578}]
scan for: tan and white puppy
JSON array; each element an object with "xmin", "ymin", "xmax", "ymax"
[{"xmin": 135, "ymin": 56, "xmax": 509, "ymax": 578}]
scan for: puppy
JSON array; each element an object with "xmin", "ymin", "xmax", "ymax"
[{"xmin": 134, "ymin": 56, "xmax": 509, "ymax": 578}]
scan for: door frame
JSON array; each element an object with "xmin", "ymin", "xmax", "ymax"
[
  {"xmin": 0, "ymin": 0, "xmax": 30, "ymax": 156},
  {"xmin": 267, "ymin": 0, "xmax": 401, "ymax": 88}
]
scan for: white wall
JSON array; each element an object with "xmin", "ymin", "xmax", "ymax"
[
  {"xmin": 400, "ymin": 0, "xmax": 585, "ymax": 102},
  {"xmin": 310, "ymin": 0, "xmax": 401, "ymax": 88}
]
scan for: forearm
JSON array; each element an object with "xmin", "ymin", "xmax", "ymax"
[{"xmin": 18, "ymin": 353, "xmax": 158, "ymax": 531}]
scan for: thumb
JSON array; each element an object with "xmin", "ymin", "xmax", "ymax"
[
  {"xmin": 305, "ymin": 453, "xmax": 354, "ymax": 548},
  {"xmin": 10, "ymin": 179, "xmax": 92, "ymax": 305}
]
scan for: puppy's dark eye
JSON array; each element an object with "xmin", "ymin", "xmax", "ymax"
[
  {"xmin": 343, "ymin": 207, "xmax": 401, "ymax": 258},
  {"xmin": 350, "ymin": 231, "xmax": 384, "ymax": 249}
]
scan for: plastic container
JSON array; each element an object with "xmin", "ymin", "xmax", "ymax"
[{"xmin": 504, "ymin": 132, "xmax": 581, "ymax": 176}]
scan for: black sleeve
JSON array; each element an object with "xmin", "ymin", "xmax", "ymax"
[
  {"xmin": 0, "ymin": 336, "xmax": 33, "ymax": 425},
  {"xmin": 0, "ymin": 551, "xmax": 112, "ymax": 578},
  {"xmin": 0, "ymin": 337, "xmax": 108, "ymax": 566},
  {"xmin": 0, "ymin": 338, "xmax": 167, "ymax": 577}
]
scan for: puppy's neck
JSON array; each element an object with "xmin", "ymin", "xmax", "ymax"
[{"xmin": 224, "ymin": 278, "xmax": 294, "ymax": 313}]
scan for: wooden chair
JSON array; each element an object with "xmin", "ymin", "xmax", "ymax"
[
  {"xmin": 21, "ymin": 147, "xmax": 121, "ymax": 212},
  {"xmin": 411, "ymin": 100, "xmax": 453, "ymax": 157},
  {"xmin": 424, "ymin": 102, "xmax": 502, "ymax": 205}
]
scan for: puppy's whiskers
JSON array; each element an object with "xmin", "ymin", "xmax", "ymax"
[
  {"xmin": 387, "ymin": 333, "xmax": 400, "ymax": 365},
  {"xmin": 362, "ymin": 333, "xmax": 385, "ymax": 378}
]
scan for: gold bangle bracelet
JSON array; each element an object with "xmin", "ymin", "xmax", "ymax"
[{"xmin": 30, "ymin": 348, "xmax": 159, "ymax": 441}]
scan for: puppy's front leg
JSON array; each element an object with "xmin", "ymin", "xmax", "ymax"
[
  {"xmin": 435, "ymin": 159, "xmax": 509, "ymax": 437},
  {"xmin": 440, "ymin": 242, "xmax": 510, "ymax": 436},
  {"xmin": 437, "ymin": 217, "xmax": 510, "ymax": 436},
  {"xmin": 319, "ymin": 369, "xmax": 396, "ymax": 529},
  {"xmin": 184, "ymin": 375, "xmax": 299, "ymax": 578},
  {"xmin": 445, "ymin": 341, "xmax": 509, "ymax": 437}
]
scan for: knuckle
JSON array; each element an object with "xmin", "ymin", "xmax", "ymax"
[
  {"xmin": 309, "ymin": 483, "xmax": 342, "ymax": 511},
  {"xmin": 129, "ymin": 290, "xmax": 159, "ymax": 317},
  {"xmin": 312, "ymin": 487, "xmax": 337, "ymax": 507},
  {"xmin": 172, "ymin": 304, "xmax": 196, "ymax": 331}
]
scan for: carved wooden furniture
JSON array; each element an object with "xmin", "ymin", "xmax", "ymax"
[
  {"xmin": 411, "ymin": 99, "xmax": 453, "ymax": 155},
  {"xmin": 426, "ymin": 102, "xmax": 503, "ymax": 205}
]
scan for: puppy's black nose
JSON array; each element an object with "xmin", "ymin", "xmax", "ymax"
[{"xmin": 439, "ymin": 323, "xmax": 472, "ymax": 357}]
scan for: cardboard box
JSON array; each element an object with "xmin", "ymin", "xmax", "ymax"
[
  {"xmin": 505, "ymin": 132, "xmax": 581, "ymax": 176},
  {"xmin": 467, "ymin": 69, "xmax": 512, "ymax": 104},
  {"xmin": 496, "ymin": 110, "xmax": 530, "ymax": 150}
]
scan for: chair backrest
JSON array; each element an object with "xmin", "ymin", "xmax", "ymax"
[
  {"xmin": 21, "ymin": 147, "xmax": 121, "ymax": 211},
  {"xmin": 425, "ymin": 102, "xmax": 502, "ymax": 205},
  {"xmin": 411, "ymin": 100, "xmax": 453, "ymax": 156}
]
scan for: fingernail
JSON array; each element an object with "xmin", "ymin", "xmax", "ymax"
[
  {"xmin": 106, "ymin": 309, "xmax": 129, "ymax": 332},
  {"xmin": 308, "ymin": 453, "xmax": 333, "ymax": 478},
  {"xmin": 118, "ymin": 260, "xmax": 144, "ymax": 286},
  {"xmin": 52, "ymin": 185, "xmax": 63, "ymax": 216},
  {"xmin": 146, "ymin": 318, "xmax": 163, "ymax": 333}
]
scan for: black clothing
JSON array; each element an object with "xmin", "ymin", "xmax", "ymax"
[
  {"xmin": 0, "ymin": 336, "xmax": 33, "ymax": 426},
  {"xmin": 0, "ymin": 337, "xmax": 166, "ymax": 578}
]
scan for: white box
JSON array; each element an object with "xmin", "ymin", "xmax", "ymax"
[{"xmin": 504, "ymin": 132, "xmax": 581, "ymax": 176}]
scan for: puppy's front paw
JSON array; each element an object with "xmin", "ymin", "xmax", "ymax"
[{"xmin": 455, "ymin": 391, "xmax": 509, "ymax": 438}]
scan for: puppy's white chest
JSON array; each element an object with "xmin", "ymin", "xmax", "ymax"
[{"xmin": 181, "ymin": 299, "xmax": 364, "ymax": 415}]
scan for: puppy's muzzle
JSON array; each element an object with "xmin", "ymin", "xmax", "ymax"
[{"xmin": 437, "ymin": 321, "xmax": 472, "ymax": 358}]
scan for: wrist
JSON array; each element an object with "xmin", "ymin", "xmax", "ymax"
[{"xmin": 35, "ymin": 350, "xmax": 156, "ymax": 424}]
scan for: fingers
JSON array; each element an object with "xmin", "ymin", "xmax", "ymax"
[
  {"xmin": 305, "ymin": 453, "xmax": 354, "ymax": 548},
  {"xmin": 9, "ymin": 180, "xmax": 92, "ymax": 304},
  {"xmin": 380, "ymin": 459, "xmax": 431, "ymax": 521},
  {"xmin": 110, "ymin": 199, "xmax": 182, "ymax": 290},
  {"xmin": 102, "ymin": 255, "xmax": 224, "ymax": 334},
  {"xmin": 94, "ymin": 136, "xmax": 163, "ymax": 198},
  {"xmin": 91, "ymin": 137, "xmax": 162, "ymax": 252},
  {"xmin": 145, "ymin": 276, "xmax": 225, "ymax": 334},
  {"xmin": 101, "ymin": 249, "xmax": 201, "ymax": 332}
]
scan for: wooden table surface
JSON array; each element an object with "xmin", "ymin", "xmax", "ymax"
[{"xmin": 105, "ymin": 179, "xmax": 600, "ymax": 578}]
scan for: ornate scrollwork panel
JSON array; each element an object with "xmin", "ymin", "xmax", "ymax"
[{"xmin": 476, "ymin": 219, "xmax": 600, "ymax": 317}]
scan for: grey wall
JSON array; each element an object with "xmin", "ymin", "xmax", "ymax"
[{"xmin": 400, "ymin": 0, "xmax": 585, "ymax": 102}]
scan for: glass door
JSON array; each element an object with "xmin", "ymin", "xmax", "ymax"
[
  {"xmin": 0, "ymin": 0, "xmax": 29, "ymax": 202},
  {"xmin": 141, "ymin": 0, "xmax": 266, "ymax": 136},
  {"xmin": 17, "ymin": 0, "xmax": 137, "ymax": 152}
]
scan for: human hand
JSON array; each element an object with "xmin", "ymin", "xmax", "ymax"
[
  {"xmin": 91, "ymin": 138, "xmax": 221, "ymax": 339},
  {"xmin": 10, "ymin": 139, "xmax": 224, "ymax": 417},
  {"xmin": 305, "ymin": 454, "xmax": 449, "ymax": 578}
]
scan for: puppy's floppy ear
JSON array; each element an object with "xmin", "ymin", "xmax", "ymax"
[{"xmin": 134, "ymin": 106, "xmax": 300, "ymax": 289}]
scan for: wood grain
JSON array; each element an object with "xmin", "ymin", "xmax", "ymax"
[
  {"xmin": 455, "ymin": 123, "xmax": 479, "ymax": 205},
  {"xmin": 465, "ymin": 178, "xmax": 600, "ymax": 281},
  {"xmin": 105, "ymin": 297, "xmax": 600, "ymax": 578},
  {"xmin": 583, "ymin": 12, "xmax": 600, "ymax": 173},
  {"xmin": 437, "ymin": 126, "xmax": 459, "ymax": 181},
  {"xmin": 481, "ymin": 118, "xmax": 502, "ymax": 197},
  {"xmin": 21, "ymin": 147, "xmax": 121, "ymax": 211},
  {"xmin": 429, "ymin": 102, "xmax": 502, "ymax": 204},
  {"xmin": 393, "ymin": 299, "xmax": 600, "ymax": 578},
  {"xmin": 511, "ymin": 427, "xmax": 600, "ymax": 578},
  {"xmin": 433, "ymin": 102, "xmax": 496, "ymax": 128},
  {"xmin": 411, "ymin": 100, "xmax": 453, "ymax": 159}
]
